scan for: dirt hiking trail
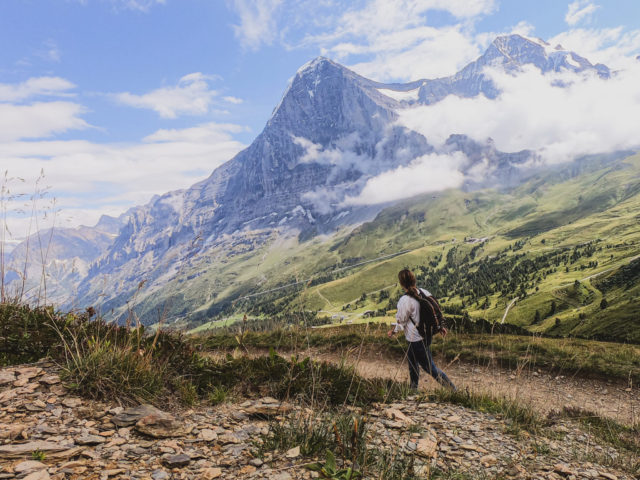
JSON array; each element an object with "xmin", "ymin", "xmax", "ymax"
[{"xmin": 211, "ymin": 346, "xmax": 639, "ymax": 427}]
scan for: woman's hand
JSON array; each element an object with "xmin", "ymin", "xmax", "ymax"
[
  {"xmin": 440, "ymin": 326, "xmax": 448, "ymax": 337},
  {"xmin": 387, "ymin": 329, "xmax": 395, "ymax": 338}
]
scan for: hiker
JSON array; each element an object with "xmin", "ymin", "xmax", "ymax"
[{"xmin": 387, "ymin": 268, "xmax": 456, "ymax": 391}]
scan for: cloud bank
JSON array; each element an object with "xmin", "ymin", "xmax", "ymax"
[
  {"xmin": 113, "ymin": 73, "xmax": 224, "ymax": 118},
  {"xmin": 343, "ymin": 152, "xmax": 467, "ymax": 206},
  {"xmin": 565, "ymin": 0, "xmax": 599, "ymax": 27},
  {"xmin": 229, "ymin": 0, "xmax": 284, "ymax": 51},
  {"xmin": 1, "ymin": 122, "xmax": 246, "ymax": 238},
  {"xmin": 0, "ymin": 77, "xmax": 74, "ymax": 102},
  {"xmin": 398, "ymin": 65, "xmax": 640, "ymax": 164},
  {"xmin": 0, "ymin": 102, "xmax": 89, "ymax": 142}
]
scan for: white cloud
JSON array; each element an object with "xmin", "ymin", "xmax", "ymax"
[
  {"xmin": 343, "ymin": 152, "xmax": 466, "ymax": 206},
  {"xmin": 73, "ymin": 0, "xmax": 165, "ymax": 12},
  {"xmin": 223, "ymin": 96, "xmax": 244, "ymax": 104},
  {"xmin": 343, "ymin": 25, "xmax": 483, "ymax": 81},
  {"xmin": 229, "ymin": 0, "xmax": 284, "ymax": 51},
  {"xmin": 39, "ymin": 39, "xmax": 61, "ymax": 63},
  {"xmin": 398, "ymin": 64, "xmax": 640, "ymax": 165},
  {"xmin": 336, "ymin": 0, "xmax": 495, "ymax": 38},
  {"xmin": 0, "ymin": 122, "xmax": 247, "ymax": 238},
  {"xmin": 227, "ymin": 0, "xmax": 496, "ymax": 80},
  {"xmin": 307, "ymin": 0, "xmax": 496, "ymax": 81},
  {"xmin": 0, "ymin": 102, "xmax": 89, "ymax": 141},
  {"xmin": 549, "ymin": 27, "xmax": 640, "ymax": 69},
  {"xmin": 113, "ymin": 73, "xmax": 221, "ymax": 119},
  {"xmin": 565, "ymin": 0, "xmax": 599, "ymax": 27},
  {"xmin": 143, "ymin": 123, "xmax": 248, "ymax": 142},
  {"xmin": 292, "ymin": 133, "xmax": 379, "ymax": 172},
  {"xmin": 111, "ymin": 0, "xmax": 166, "ymax": 12},
  {"xmin": 0, "ymin": 77, "xmax": 75, "ymax": 102}
]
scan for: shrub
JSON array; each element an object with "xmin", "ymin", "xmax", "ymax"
[
  {"xmin": 259, "ymin": 413, "xmax": 417, "ymax": 480},
  {"xmin": 0, "ymin": 303, "xmax": 203, "ymax": 405},
  {"xmin": 0, "ymin": 303, "xmax": 408, "ymax": 407},
  {"xmin": 0, "ymin": 303, "xmax": 74, "ymax": 366},
  {"xmin": 61, "ymin": 335, "xmax": 165, "ymax": 404},
  {"xmin": 208, "ymin": 386, "xmax": 229, "ymax": 405},
  {"xmin": 198, "ymin": 350, "xmax": 407, "ymax": 407}
]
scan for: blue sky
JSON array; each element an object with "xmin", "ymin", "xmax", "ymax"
[{"xmin": 2, "ymin": 0, "xmax": 640, "ymax": 240}]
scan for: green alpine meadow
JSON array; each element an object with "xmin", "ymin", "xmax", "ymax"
[{"xmin": 180, "ymin": 152, "xmax": 640, "ymax": 344}]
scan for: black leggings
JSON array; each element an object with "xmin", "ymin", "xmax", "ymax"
[{"xmin": 407, "ymin": 340, "xmax": 456, "ymax": 390}]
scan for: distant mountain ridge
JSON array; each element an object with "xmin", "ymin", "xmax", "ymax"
[
  {"xmin": 4, "ymin": 213, "xmax": 126, "ymax": 304},
  {"xmin": 416, "ymin": 34, "xmax": 610, "ymax": 105},
  {"xmin": 4, "ymin": 34, "xmax": 615, "ymax": 322}
]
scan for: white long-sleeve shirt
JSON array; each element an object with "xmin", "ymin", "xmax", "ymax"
[{"xmin": 394, "ymin": 288, "xmax": 432, "ymax": 342}]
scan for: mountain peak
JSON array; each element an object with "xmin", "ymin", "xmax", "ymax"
[
  {"xmin": 270, "ymin": 56, "xmax": 373, "ymax": 122},
  {"xmin": 492, "ymin": 33, "xmax": 553, "ymax": 57},
  {"xmin": 494, "ymin": 33, "xmax": 547, "ymax": 44},
  {"xmin": 483, "ymin": 33, "xmax": 610, "ymax": 78},
  {"xmin": 296, "ymin": 56, "xmax": 340, "ymax": 75}
]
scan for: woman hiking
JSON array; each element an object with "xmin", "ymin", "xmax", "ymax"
[{"xmin": 387, "ymin": 268, "xmax": 456, "ymax": 391}]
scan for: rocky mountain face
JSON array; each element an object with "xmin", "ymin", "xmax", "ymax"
[
  {"xmin": 417, "ymin": 34, "xmax": 610, "ymax": 104},
  {"xmin": 4, "ymin": 215, "xmax": 125, "ymax": 304},
  {"xmin": 7, "ymin": 34, "xmax": 613, "ymax": 321}
]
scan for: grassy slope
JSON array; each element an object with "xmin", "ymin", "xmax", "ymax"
[
  {"xmin": 198, "ymin": 324, "xmax": 640, "ymax": 385},
  {"xmin": 184, "ymin": 152, "xmax": 640, "ymax": 342}
]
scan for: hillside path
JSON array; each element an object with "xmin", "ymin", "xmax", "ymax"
[
  {"xmin": 322, "ymin": 349, "xmax": 639, "ymax": 426},
  {"xmin": 500, "ymin": 298, "xmax": 517, "ymax": 323},
  {"xmin": 215, "ymin": 347, "xmax": 639, "ymax": 427}
]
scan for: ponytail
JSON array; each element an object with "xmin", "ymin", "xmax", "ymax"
[{"xmin": 398, "ymin": 268, "xmax": 417, "ymax": 292}]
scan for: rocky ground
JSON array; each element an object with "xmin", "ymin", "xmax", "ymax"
[{"xmin": 0, "ymin": 361, "xmax": 636, "ymax": 480}]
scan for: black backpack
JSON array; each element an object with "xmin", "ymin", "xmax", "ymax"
[{"xmin": 407, "ymin": 289, "xmax": 444, "ymax": 339}]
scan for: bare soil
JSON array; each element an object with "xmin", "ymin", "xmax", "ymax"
[{"xmin": 212, "ymin": 345, "xmax": 639, "ymax": 427}]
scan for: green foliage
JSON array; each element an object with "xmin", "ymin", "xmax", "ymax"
[
  {"xmin": 259, "ymin": 413, "xmax": 366, "ymax": 460},
  {"xmin": 260, "ymin": 417, "xmax": 335, "ymax": 458},
  {"xmin": 200, "ymin": 324, "xmax": 640, "ymax": 385},
  {"xmin": 0, "ymin": 303, "xmax": 410, "ymax": 407},
  {"xmin": 199, "ymin": 350, "xmax": 406, "ymax": 407},
  {"xmin": 307, "ymin": 450, "xmax": 362, "ymax": 479},
  {"xmin": 0, "ymin": 303, "xmax": 80, "ymax": 366},
  {"xmin": 62, "ymin": 334, "xmax": 166, "ymax": 404},
  {"xmin": 259, "ymin": 413, "xmax": 416, "ymax": 480},
  {"xmin": 52, "ymin": 313, "xmax": 207, "ymax": 405},
  {"xmin": 207, "ymin": 385, "xmax": 229, "ymax": 405},
  {"xmin": 533, "ymin": 310, "xmax": 541, "ymax": 323},
  {"xmin": 596, "ymin": 258, "xmax": 640, "ymax": 293},
  {"xmin": 172, "ymin": 377, "xmax": 199, "ymax": 406},
  {"xmin": 31, "ymin": 449, "xmax": 46, "ymax": 461}
]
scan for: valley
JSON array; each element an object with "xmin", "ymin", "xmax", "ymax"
[{"xmin": 191, "ymin": 153, "xmax": 640, "ymax": 344}]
